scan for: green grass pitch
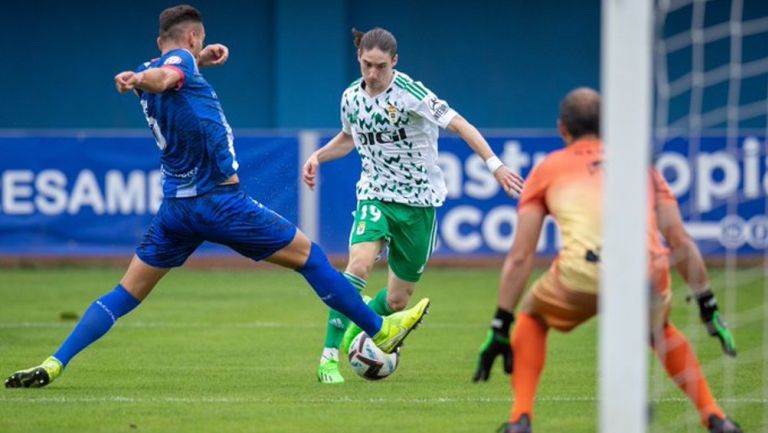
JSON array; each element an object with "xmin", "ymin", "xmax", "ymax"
[{"xmin": 0, "ymin": 267, "xmax": 766, "ymax": 432}]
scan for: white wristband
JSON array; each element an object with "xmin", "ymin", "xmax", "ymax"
[{"xmin": 485, "ymin": 156, "xmax": 504, "ymax": 173}]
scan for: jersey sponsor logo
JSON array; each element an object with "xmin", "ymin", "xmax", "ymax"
[
  {"xmin": 163, "ymin": 55, "xmax": 183, "ymax": 65},
  {"xmin": 357, "ymin": 128, "xmax": 408, "ymax": 145},
  {"xmin": 427, "ymin": 96, "xmax": 450, "ymax": 120}
]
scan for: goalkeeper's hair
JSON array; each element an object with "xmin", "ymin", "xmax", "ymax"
[
  {"xmin": 559, "ymin": 87, "xmax": 601, "ymax": 140},
  {"xmin": 158, "ymin": 4, "xmax": 203, "ymax": 42},
  {"xmin": 352, "ymin": 27, "xmax": 397, "ymax": 57}
]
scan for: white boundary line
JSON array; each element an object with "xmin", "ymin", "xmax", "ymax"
[
  {"xmin": 0, "ymin": 321, "xmax": 483, "ymax": 330},
  {"xmin": 0, "ymin": 395, "xmax": 765, "ymax": 405}
]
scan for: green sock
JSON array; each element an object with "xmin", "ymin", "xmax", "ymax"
[
  {"xmin": 367, "ymin": 287, "xmax": 393, "ymax": 316},
  {"xmin": 323, "ymin": 272, "xmax": 366, "ymax": 349}
]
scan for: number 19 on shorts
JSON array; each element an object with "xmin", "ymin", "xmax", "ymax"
[{"xmin": 356, "ymin": 204, "xmax": 382, "ymax": 235}]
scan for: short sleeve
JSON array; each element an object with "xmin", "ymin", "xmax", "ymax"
[
  {"xmin": 158, "ymin": 49, "xmax": 197, "ymax": 91},
  {"xmin": 517, "ymin": 158, "xmax": 552, "ymax": 214},
  {"xmin": 340, "ymin": 92, "xmax": 352, "ymax": 134},
  {"xmin": 400, "ymin": 78, "xmax": 458, "ymax": 128}
]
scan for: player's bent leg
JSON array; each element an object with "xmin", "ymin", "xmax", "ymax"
[
  {"xmin": 264, "ymin": 228, "xmax": 313, "ymax": 269},
  {"xmin": 371, "ymin": 297, "xmax": 430, "ymax": 354},
  {"xmin": 274, "ymin": 231, "xmax": 383, "ymax": 337},
  {"xmin": 336, "ymin": 243, "xmax": 387, "ymax": 355},
  {"xmin": 277, "ymin": 233, "xmax": 430, "ymax": 355},
  {"xmin": 319, "ymin": 269, "xmax": 370, "ymax": 384},
  {"xmin": 345, "ymin": 241, "xmax": 384, "ymax": 281},
  {"xmin": 652, "ymin": 322, "xmax": 736, "ymax": 429},
  {"xmin": 509, "ymin": 304, "xmax": 549, "ymax": 426},
  {"xmin": 385, "ymin": 270, "xmax": 416, "ymax": 312},
  {"xmin": 349, "ymin": 268, "xmax": 424, "ymax": 354},
  {"xmin": 120, "ymin": 255, "xmax": 171, "ymax": 300},
  {"xmin": 320, "ymin": 242, "xmax": 378, "ymax": 367},
  {"xmin": 505, "ymin": 271, "xmax": 596, "ymax": 428},
  {"xmin": 4, "ymin": 255, "xmax": 167, "ymax": 389},
  {"xmin": 340, "ymin": 270, "xmax": 415, "ymax": 352}
]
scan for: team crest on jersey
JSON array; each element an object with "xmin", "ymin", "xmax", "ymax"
[
  {"xmin": 164, "ymin": 55, "xmax": 182, "ymax": 65},
  {"xmin": 387, "ymin": 104, "xmax": 399, "ymax": 125}
]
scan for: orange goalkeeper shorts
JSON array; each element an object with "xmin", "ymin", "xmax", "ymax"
[
  {"xmin": 529, "ymin": 270, "xmax": 598, "ymax": 332},
  {"xmin": 529, "ymin": 265, "xmax": 672, "ymax": 333}
]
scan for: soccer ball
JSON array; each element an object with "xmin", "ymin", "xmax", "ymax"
[{"xmin": 348, "ymin": 332, "xmax": 400, "ymax": 380}]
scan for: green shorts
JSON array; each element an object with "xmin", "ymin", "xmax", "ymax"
[{"xmin": 349, "ymin": 199, "xmax": 438, "ymax": 283}]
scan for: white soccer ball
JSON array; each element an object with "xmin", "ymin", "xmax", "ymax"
[{"xmin": 348, "ymin": 332, "xmax": 400, "ymax": 380}]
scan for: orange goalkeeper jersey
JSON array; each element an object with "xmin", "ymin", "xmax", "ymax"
[{"xmin": 518, "ymin": 139, "xmax": 675, "ymax": 294}]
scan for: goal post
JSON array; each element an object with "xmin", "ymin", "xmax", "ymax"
[{"xmin": 599, "ymin": 1, "xmax": 653, "ymax": 433}]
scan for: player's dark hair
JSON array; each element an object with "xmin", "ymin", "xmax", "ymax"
[
  {"xmin": 559, "ymin": 87, "xmax": 601, "ymax": 139},
  {"xmin": 159, "ymin": 5, "xmax": 203, "ymax": 41},
  {"xmin": 352, "ymin": 27, "xmax": 397, "ymax": 57}
]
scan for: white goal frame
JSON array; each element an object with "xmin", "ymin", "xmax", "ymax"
[{"xmin": 599, "ymin": 1, "xmax": 653, "ymax": 433}]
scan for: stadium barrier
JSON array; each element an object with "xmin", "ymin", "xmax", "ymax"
[{"xmin": 0, "ymin": 132, "xmax": 764, "ymax": 262}]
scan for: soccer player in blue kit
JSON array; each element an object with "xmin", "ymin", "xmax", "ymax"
[{"xmin": 4, "ymin": 4, "xmax": 429, "ymax": 389}]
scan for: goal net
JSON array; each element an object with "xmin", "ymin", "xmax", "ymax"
[{"xmin": 651, "ymin": 0, "xmax": 768, "ymax": 431}]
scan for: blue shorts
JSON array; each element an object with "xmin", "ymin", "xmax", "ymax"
[{"xmin": 136, "ymin": 184, "xmax": 297, "ymax": 268}]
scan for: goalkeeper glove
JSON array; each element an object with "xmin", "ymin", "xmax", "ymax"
[
  {"xmin": 472, "ymin": 308, "xmax": 514, "ymax": 382},
  {"xmin": 691, "ymin": 289, "xmax": 737, "ymax": 357}
]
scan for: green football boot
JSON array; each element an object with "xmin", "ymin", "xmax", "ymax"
[
  {"xmin": 5, "ymin": 356, "xmax": 63, "ymax": 388},
  {"xmin": 317, "ymin": 358, "xmax": 345, "ymax": 384}
]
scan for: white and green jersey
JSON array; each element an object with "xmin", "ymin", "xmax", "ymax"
[{"xmin": 340, "ymin": 70, "xmax": 457, "ymax": 207}]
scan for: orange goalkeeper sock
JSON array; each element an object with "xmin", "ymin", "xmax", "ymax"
[
  {"xmin": 653, "ymin": 323, "xmax": 724, "ymax": 425},
  {"xmin": 510, "ymin": 313, "xmax": 548, "ymax": 422}
]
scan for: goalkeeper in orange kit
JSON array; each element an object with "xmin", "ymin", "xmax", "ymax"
[{"xmin": 472, "ymin": 88, "xmax": 740, "ymax": 433}]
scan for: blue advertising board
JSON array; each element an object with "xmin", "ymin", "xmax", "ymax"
[
  {"xmin": 0, "ymin": 132, "xmax": 765, "ymax": 258},
  {"xmin": 0, "ymin": 134, "xmax": 298, "ymax": 256},
  {"xmin": 317, "ymin": 134, "xmax": 768, "ymax": 257}
]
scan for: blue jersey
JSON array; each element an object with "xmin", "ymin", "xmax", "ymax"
[{"xmin": 136, "ymin": 48, "xmax": 238, "ymax": 198}]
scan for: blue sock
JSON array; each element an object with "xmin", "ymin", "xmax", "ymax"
[
  {"xmin": 297, "ymin": 243, "xmax": 382, "ymax": 336},
  {"xmin": 53, "ymin": 284, "xmax": 140, "ymax": 367}
]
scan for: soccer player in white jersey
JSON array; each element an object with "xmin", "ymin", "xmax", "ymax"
[{"xmin": 303, "ymin": 27, "xmax": 524, "ymax": 384}]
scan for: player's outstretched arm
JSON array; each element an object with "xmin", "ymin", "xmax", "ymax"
[
  {"xmin": 302, "ymin": 131, "xmax": 355, "ymax": 191},
  {"xmin": 447, "ymin": 115, "xmax": 524, "ymax": 198},
  {"xmin": 114, "ymin": 68, "xmax": 182, "ymax": 94},
  {"xmin": 657, "ymin": 199, "xmax": 737, "ymax": 357},
  {"xmin": 473, "ymin": 208, "xmax": 545, "ymax": 382},
  {"xmin": 197, "ymin": 44, "xmax": 229, "ymax": 67}
]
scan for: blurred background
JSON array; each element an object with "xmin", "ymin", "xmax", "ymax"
[
  {"xmin": 0, "ymin": 0, "xmax": 599, "ymax": 129},
  {"xmin": 0, "ymin": 0, "xmax": 765, "ymax": 263}
]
